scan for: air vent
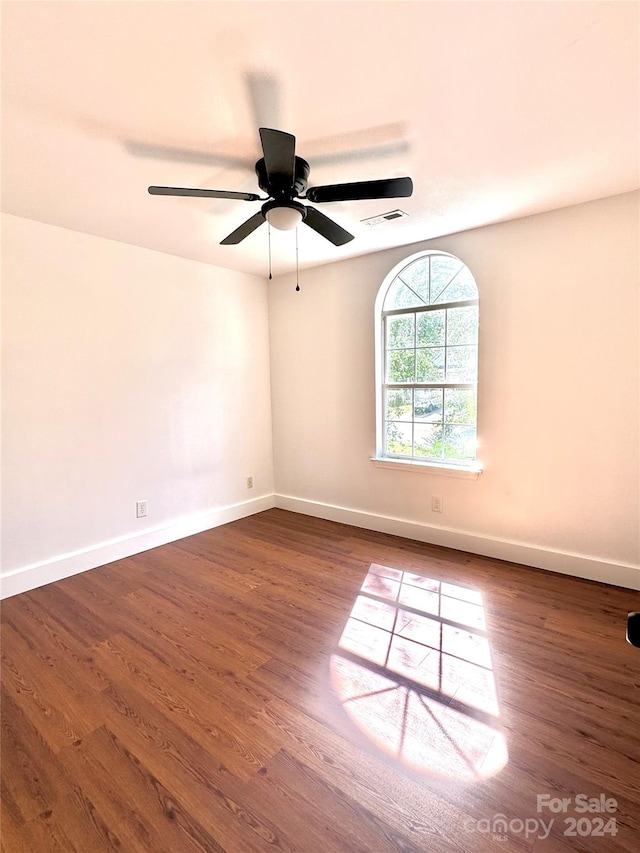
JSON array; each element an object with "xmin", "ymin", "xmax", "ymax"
[{"xmin": 361, "ymin": 209, "xmax": 409, "ymax": 228}]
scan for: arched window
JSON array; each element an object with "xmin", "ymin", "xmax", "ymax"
[{"xmin": 374, "ymin": 251, "xmax": 479, "ymax": 468}]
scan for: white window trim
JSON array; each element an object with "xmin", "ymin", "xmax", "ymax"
[
  {"xmin": 370, "ymin": 456, "xmax": 482, "ymax": 478},
  {"xmin": 373, "ymin": 249, "xmax": 482, "ymax": 476}
]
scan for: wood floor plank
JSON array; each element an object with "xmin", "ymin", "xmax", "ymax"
[
  {"xmin": 88, "ymin": 596, "xmax": 268, "ymax": 718},
  {"xmin": 2, "ymin": 508, "xmax": 639, "ymax": 852},
  {"xmin": 93, "ymin": 679, "xmax": 299, "ymax": 852},
  {"xmin": 0, "ymin": 794, "xmax": 34, "ymax": 853},
  {"xmin": 1, "ymin": 594, "xmax": 113, "ymax": 695},
  {"xmin": 118, "ymin": 584, "xmax": 271, "ymax": 679},
  {"xmin": 250, "ymin": 697, "xmax": 529, "ymax": 853},
  {"xmin": 57, "ymin": 725, "xmax": 222, "ymax": 853},
  {"xmin": 21, "ymin": 786, "xmax": 124, "ymax": 853},
  {"xmin": 23, "ymin": 583, "xmax": 114, "ymax": 645},
  {"xmin": 242, "ymin": 748, "xmax": 427, "ymax": 853},
  {"xmin": 90, "ymin": 631, "xmax": 282, "ymax": 781},
  {"xmin": 0, "ymin": 686, "xmax": 72, "ymax": 822},
  {"xmin": 5, "ymin": 810, "xmax": 81, "ymax": 853},
  {"xmin": 0, "ymin": 624, "xmax": 103, "ymax": 753}
]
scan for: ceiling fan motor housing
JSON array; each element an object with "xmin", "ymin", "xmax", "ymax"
[{"xmin": 255, "ymin": 156, "xmax": 310, "ymax": 199}]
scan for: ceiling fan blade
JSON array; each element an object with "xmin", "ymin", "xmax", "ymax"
[
  {"xmin": 306, "ymin": 176, "xmax": 413, "ymax": 204},
  {"xmin": 311, "ymin": 139, "xmax": 410, "ymax": 167},
  {"xmin": 245, "ymin": 71, "xmax": 280, "ymax": 130},
  {"xmin": 305, "ymin": 121, "xmax": 410, "ymax": 166},
  {"xmin": 126, "ymin": 141, "xmax": 253, "ymax": 170},
  {"xmin": 259, "ymin": 127, "xmax": 295, "ymax": 189},
  {"xmin": 220, "ymin": 211, "xmax": 266, "ymax": 245},
  {"xmin": 149, "ymin": 186, "xmax": 261, "ymax": 201},
  {"xmin": 303, "ymin": 206, "xmax": 354, "ymax": 246}
]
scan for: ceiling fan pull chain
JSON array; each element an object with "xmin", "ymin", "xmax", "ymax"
[
  {"xmin": 295, "ymin": 227, "xmax": 300, "ymax": 292},
  {"xmin": 268, "ymin": 222, "xmax": 273, "ymax": 280}
]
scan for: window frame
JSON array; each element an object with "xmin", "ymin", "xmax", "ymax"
[{"xmin": 373, "ymin": 250, "xmax": 482, "ymax": 477}]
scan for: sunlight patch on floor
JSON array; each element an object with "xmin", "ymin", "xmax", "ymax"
[{"xmin": 330, "ymin": 564, "xmax": 508, "ymax": 781}]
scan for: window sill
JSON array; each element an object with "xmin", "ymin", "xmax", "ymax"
[{"xmin": 370, "ymin": 456, "xmax": 483, "ymax": 479}]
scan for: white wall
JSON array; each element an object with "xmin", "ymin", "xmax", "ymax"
[
  {"xmin": 268, "ymin": 192, "xmax": 640, "ymax": 587},
  {"xmin": 1, "ymin": 214, "xmax": 274, "ymax": 595},
  {"xmin": 3, "ymin": 194, "xmax": 638, "ymax": 596}
]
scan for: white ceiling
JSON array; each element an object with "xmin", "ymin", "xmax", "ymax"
[{"xmin": 2, "ymin": 1, "xmax": 638, "ymax": 277}]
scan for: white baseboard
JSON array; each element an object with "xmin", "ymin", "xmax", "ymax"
[
  {"xmin": 3, "ymin": 492, "xmax": 638, "ymax": 598},
  {"xmin": 0, "ymin": 495, "xmax": 275, "ymax": 600},
  {"xmin": 274, "ymin": 494, "xmax": 640, "ymax": 590}
]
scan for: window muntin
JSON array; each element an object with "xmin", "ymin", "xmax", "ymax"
[{"xmin": 378, "ymin": 252, "xmax": 479, "ymax": 465}]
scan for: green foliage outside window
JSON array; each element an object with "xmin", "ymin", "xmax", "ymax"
[{"xmin": 381, "ymin": 253, "xmax": 479, "ymax": 465}]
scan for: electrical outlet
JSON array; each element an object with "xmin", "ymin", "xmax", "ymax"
[
  {"xmin": 246, "ymin": 476, "xmax": 254, "ymax": 489},
  {"xmin": 136, "ymin": 500, "xmax": 148, "ymax": 518},
  {"xmin": 431, "ymin": 496, "xmax": 443, "ymax": 513}
]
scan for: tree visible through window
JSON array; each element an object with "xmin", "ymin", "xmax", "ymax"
[{"xmin": 376, "ymin": 251, "xmax": 479, "ymax": 464}]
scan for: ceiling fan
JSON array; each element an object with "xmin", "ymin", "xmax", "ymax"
[{"xmin": 148, "ymin": 127, "xmax": 413, "ymax": 247}]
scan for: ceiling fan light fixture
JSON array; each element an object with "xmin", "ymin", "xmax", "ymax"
[{"xmin": 265, "ymin": 204, "xmax": 304, "ymax": 231}]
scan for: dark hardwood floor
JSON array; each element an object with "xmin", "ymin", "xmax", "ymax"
[{"xmin": 1, "ymin": 508, "xmax": 639, "ymax": 852}]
